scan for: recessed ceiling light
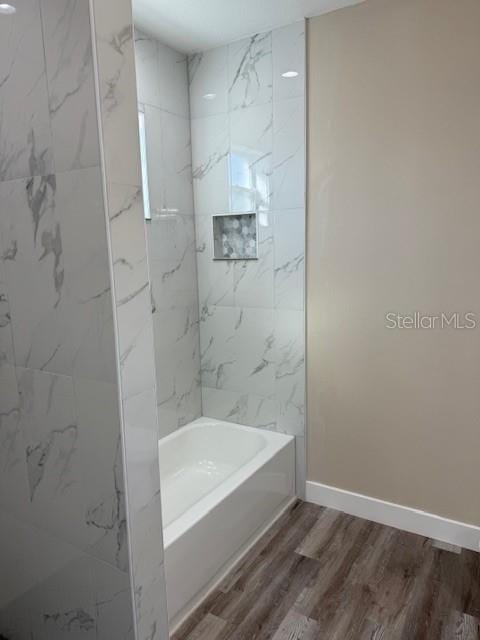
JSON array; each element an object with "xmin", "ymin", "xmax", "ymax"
[
  {"xmin": 202, "ymin": 93, "xmax": 217, "ymax": 100},
  {"xmin": 281, "ymin": 70, "xmax": 299, "ymax": 78},
  {"xmin": 0, "ymin": 3, "xmax": 16, "ymax": 14}
]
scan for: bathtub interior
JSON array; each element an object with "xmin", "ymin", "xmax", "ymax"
[{"xmin": 158, "ymin": 418, "xmax": 292, "ymax": 529}]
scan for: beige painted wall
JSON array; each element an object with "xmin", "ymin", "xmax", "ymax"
[{"xmin": 307, "ymin": 0, "xmax": 480, "ymax": 526}]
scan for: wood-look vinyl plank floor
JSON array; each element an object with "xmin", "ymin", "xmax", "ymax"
[{"xmin": 172, "ymin": 501, "xmax": 480, "ymax": 640}]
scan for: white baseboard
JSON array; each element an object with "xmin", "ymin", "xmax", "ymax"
[{"xmin": 306, "ymin": 481, "xmax": 480, "ymax": 552}]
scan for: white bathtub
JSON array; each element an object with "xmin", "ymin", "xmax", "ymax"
[{"xmin": 158, "ymin": 417, "xmax": 295, "ymax": 628}]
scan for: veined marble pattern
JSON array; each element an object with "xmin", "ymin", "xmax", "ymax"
[
  {"xmin": 272, "ymin": 95, "xmax": 305, "ymax": 211},
  {"xmin": 0, "ymin": 0, "xmax": 144, "ymax": 636},
  {"xmin": 41, "ymin": 0, "xmax": 100, "ymax": 171},
  {"xmin": 0, "ymin": 510, "xmax": 135, "ymax": 639},
  {"xmin": 274, "ymin": 209, "xmax": 305, "ymax": 311},
  {"xmin": 91, "ymin": 0, "xmax": 141, "ymax": 186},
  {"xmin": 230, "ymin": 103, "xmax": 273, "ymax": 213},
  {"xmin": 228, "ymin": 32, "xmax": 273, "ymax": 111},
  {"xmin": 0, "ymin": 261, "xmax": 14, "ymax": 367},
  {"xmin": 135, "ymin": 32, "xmax": 202, "ymax": 437},
  {"xmin": 200, "ymin": 306, "xmax": 276, "ymax": 397},
  {"xmin": 188, "ymin": 46, "xmax": 229, "ymax": 118},
  {"xmin": 0, "ymin": 0, "xmax": 53, "ymax": 182},
  {"xmin": 190, "ymin": 23, "xmax": 306, "ymax": 493},
  {"xmin": 0, "ymin": 168, "xmax": 117, "ymax": 383},
  {"xmin": 94, "ymin": 1, "xmax": 170, "ymax": 637},
  {"xmin": 196, "ymin": 214, "xmax": 235, "ymax": 309},
  {"xmin": 0, "ymin": 364, "xmax": 29, "ymax": 514},
  {"xmin": 272, "ymin": 21, "xmax": 305, "ymax": 102},
  {"xmin": 143, "ymin": 105, "xmax": 194, "ymax": 218},
  {"xmin": 191, "ymin": 113, "xmax": 230, "ymax": 216}
]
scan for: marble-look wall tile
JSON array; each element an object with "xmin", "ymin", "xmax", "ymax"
[
  {"xmin": 15, "ymin": 367, "xmax": 128, "ymax": 570},
  {"xmin": 229, "ymin": 103, "xmax": 273, "ymax": 213},
  {"xmin": 91, "ymin": 0, "xmax": 141, "ymax": 186},
  {"xmin": 144, "ymin": 105, "xmax": 194, "ymax": 217},
  {"xmin": 108, "ymin": 182, "xmax": 157, "ymax": 402},
  {"xmin": 274, "ymin": 209, "xmax": 305, "ymax": 310},
  {"xmin": 272, "ymin": 21, "xmax": 305, "ymax": 102},
  {"xmin": 93, "ymin": 0, "xmax": 169, "ymax": 636},
  {"xmin": 191, "ymin": 113, "xmax": 230, "ymax": 216},
  {"xmin": 134, "ymin": 30, "xmax": 162, "ymax": 108},
  {"xmin": 196, "ymin": 214, "xmax": 235, "ymax": 309},
  {"xmin": 233, "ymin": 212, "xmax": 274, "ymax": 308},
  {"xmin": 272, "ymin": 95, "xmax": 305, "ymax": 211},
  {"xmin": 228, "ymin": 32, "xmax": 273, "ymax": 111},
  {"xmin": 202, "ymin": 386, "xmax": 275, "ymax": 429},
  {"xmin": 0, "ymin": 510, "xmax": 135, "ymax": 640},
  {"xmin": 0, "ymin": 364, "xmax": 30, "ymax": 514},
  {"xmin": 0, "ymin": 169, "xmax": 117, "ymax": 383},
  {"xmin": 40, "ymin": 0, "xmax": 100, "ymax": 171},
  {"xmin": 157, "ymin": 41, "xmax": 189, "ymax": 118},
  {"xmin": 135, "ymin": 28, "xmax": 189, "ymax": 119},
  {"xmin": 200, "ymin": 305, "xmax": 275, "ymax": 397},
  {"xmin": 189, "ymin": 47, "xmax": 229, "ymax": 118},
  {"xmin": 0, "ymin": 0, "xmax": 53, "ymax": 182},
  {"xmin": 135, "ymin": 33, "xmax": 202, "ymax": 436},
  {"xmin": 0, "ymin": 261, "xmax": 14, "ymax": 366},
  {"xmin": 74, "ymin": 376, "xmax": 129, "ymax": 571},
  {"xmin": 190, "ymin": 23, "xmax": 305, "ymax": 494},
  {"xmin": 274, "ymin": 309, "xmax": 305, "ymax": 438}
]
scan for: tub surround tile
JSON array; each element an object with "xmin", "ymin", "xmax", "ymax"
[
  {"xmin": 228, "ymin": 33, "xmax": 273, "ymax": 111},
  {"xmin": 195, "ymin": 214, "xmax": 235, "ymax": 308},
  {"xmin": 191, "ymin": 113, "xmax": 230, "ymax": 217},
  {"xmin": 200, "ymin": 306, "xmax": 276, "ymax": 397},
  {"xmin": 202, "ymin": 387, "xmax": 276, "ymax": 429},
  {"xmin": 134, "ymin": 30, "xmax": 162, "ymax": 108},
  {"xmin": 149, "ymin": 216, "xmax": 198, "ymax": 311},
  {"xmin": 93, "ymin": 0, "xmax": 169, "ymax": 635},
  {"xmin": 274, "ymin": 309, "xmax": 305, "ymax": 438},
  {"xmin": 189, "ymin": 47, "xmax": 229, "ymax": 118},
  {"xmin": 40, "ymin": 0, "xmax": 100, "ymax": 172},
  {"xmin": 108, "ymin": 182, "xmax": 157, "ymax": 402},
  {"xmin": 136, "ymin": 33, "xmax": 202, "ymax": 437},
  {"xmin": 123, "ymin": 388, "xmax": 162, "ymax": 513},
  {"xmin": 156, "ymin": 41, "xmax": 189, "ymax": 119},
  {"xmin": 274, "ymin": 209, "xmax": 305, "ymax": 311},
  {"xmin": 229, "ymin": 103, "xmax": 273, "ymax": 213},
  {"xmin": 135, "ymin": 28, "xmax": 189, "ymax": 119},
  {"xmin": 272, "ymin": 21, "xmax": 305, "ymax": 102},
  {"xmin": 0, "ymin": 0, "xmax": 54, "ymax": 182},
  {"xmin": 190, "ymin": 24, "xmax": 306, "ymax": 479},
  {"xmin": 91, "ymin": 0, "xmax": 141, "ymax": 186},
  {"xmin": 272, "ymin": 95, "xmax": 305, "ymax": 211},
  {"xmin": 233, "ymin": 213, "xmax": 274, "ymax": 308}
]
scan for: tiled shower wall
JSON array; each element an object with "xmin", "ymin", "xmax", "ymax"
[
  {"xmin": 91, "ymin": 2, "xmax": 169, "ymax": 638},
  {"xmin": 0, "ymin": 0, "xmax": 135, "ymax": 637},
  {"xmin": 134, "ymin": 30, "xmax": 202, "ymax": 438},
  {"xmin": 189, "ymin": 23, "xmax": 306, "ymax": 491}
]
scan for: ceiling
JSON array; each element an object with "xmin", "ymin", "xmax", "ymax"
[{"xmin": 133, "ymin": 0, "xmax": 364, "ymax": 53}]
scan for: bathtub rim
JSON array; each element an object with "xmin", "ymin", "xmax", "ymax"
[{"xmin": 159, "ymin": 417, "xmax": 294, "ymax": 547}]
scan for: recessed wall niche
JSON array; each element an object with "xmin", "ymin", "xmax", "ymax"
[{"xmin": 212, "ymin": 212, "xmax": 258, "ymax": 260}]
